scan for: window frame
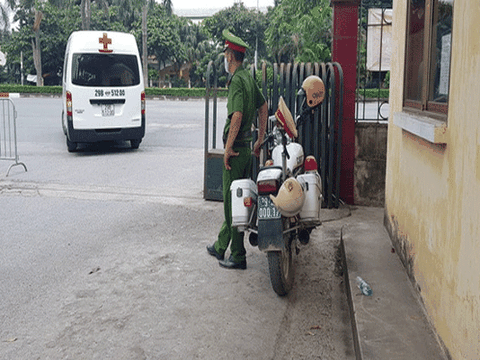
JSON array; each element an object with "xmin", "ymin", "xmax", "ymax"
[{"xmin": 403, "ymin": 0, "xmax": 453, "ymax": 118}]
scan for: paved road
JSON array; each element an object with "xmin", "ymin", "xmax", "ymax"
[
  {"xmin": 0, "ymin": 97, "xmax": 354, "ymax": 359},
  {"xmin": 5, "ymin": 97, "xmax": 227, "ymax": 196},
  {"xmin": 355, "ymin": 100, "xmax": 389, "ymax": 122}
]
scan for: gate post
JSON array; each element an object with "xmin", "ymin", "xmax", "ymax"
[
  {"xmin": 331, "ymin": 0, "xmax": 360, "ymax": 205},
  {"xmin": 203, "ymin": 61, "xmax": 223, "ymax": 201}
]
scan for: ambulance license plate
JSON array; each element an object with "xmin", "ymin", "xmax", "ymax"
[
  {"xmin": 258, "ymin": 195, "xmax": 281, "ymax": 219},
  {"xmin": 101, "ymin": 104, "xmax": 115, "ymax": 117}
]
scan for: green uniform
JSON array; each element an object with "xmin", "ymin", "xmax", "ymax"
[{"xmin": 214, "ymin": 65, "xmax": 266, "ymax": 262}]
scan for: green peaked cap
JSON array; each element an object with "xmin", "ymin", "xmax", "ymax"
[{"xmin": 222, "ymin": 29, "xmax": 249, "ymax": 53}]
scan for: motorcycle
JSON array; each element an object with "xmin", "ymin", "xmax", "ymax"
[{"xmin": 230, "ymin": 75, "xmax": 326, "ymax": 296}]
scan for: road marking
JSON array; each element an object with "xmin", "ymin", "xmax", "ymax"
[{"xmin": 147, "ymin": 123, "xmax": 202, "ymax": 130}]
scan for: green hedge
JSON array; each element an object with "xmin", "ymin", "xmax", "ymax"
[
  {"xmin": 0, "ymin": 84, "xmax": 229, "ymax": 98},
  {"xmin": 0, "ymin": 84, "xmax": 62, "ymax": 94},
  {"xmin": 357, "ymin": 88, "xmax": 389, "ymax": 100},
  {"xmin": 0, "ymin": 84, "xmax": 389, "ymax": 100}
]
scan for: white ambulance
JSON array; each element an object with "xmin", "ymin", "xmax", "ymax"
[{"xmin": 62, "ymin": 31, "xmax": 145, "ymax": 152}]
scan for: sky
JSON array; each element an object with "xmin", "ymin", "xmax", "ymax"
[
  {"xmin": 172, "ymin": 0, "xmax": 275, "ymax": 11},
  {"xmin": 0, "ymin": 0, "xmax": 276, "ymax": 30}
]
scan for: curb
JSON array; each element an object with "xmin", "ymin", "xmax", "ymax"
[{"xmin": 340, "ymin": 227, "xmax": 363, "ymax": 360}]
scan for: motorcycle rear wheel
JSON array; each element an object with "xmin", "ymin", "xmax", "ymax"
[{"xmin": 267, "ymin": 248, "xmax": 294, "ymax": 296}]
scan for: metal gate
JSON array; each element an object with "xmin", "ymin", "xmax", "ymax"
[
  {"xmin": 356, "ymin": 1, "xmax": 393, "ymax": 123},
  {"xmin": 354, "ymin": 1, "xmax": 392, "ymax": 206},
  {"xmin": 204, "ymin": 61, "xmax": 344, "ymax": 208},
  {"xmin": 0, "ymin": 95, "xmax": 27, "ymax": 176}
]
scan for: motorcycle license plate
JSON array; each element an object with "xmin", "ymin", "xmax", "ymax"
[
  {"xmin": 101, "ymin": 104, "xmax": 115, "ymax": 117},
  {"xmin": 258, "ymin": 196, "xmax": 281, "ymax": 219}
]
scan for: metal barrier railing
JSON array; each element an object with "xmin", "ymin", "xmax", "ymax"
[
  {"xmin": 204, "ymin": 61, "xmax": 344, "ymax": 208},
  {"xmin": 0, "ymin": 95, "xmax": 27, "ymax": 176}
]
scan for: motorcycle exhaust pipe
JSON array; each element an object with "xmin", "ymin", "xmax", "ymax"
[{"xmin": 298, "ymin": 229, "xmax": 310, "ymax": 245}]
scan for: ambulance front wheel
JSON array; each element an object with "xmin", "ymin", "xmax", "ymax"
[
  {"xmin": 66, "ymin": 138, "xmax": 77, "ymax": 152},
  {"xmin": 130, "ymin": 139, "xmax": 142, "ymax": 149}
]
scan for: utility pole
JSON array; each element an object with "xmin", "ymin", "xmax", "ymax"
[
  {"xmin": 21, "ymin": 51, "xmax": 24, "ymax": 85},
  {"xmin": 255, "ymin": 0, "xmax": 258, "ymax": 70},
  {"xmin": 142, "ymin": 4, "xmax": 148, "ymax": 86}
]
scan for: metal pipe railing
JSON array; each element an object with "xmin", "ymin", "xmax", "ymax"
[{"xmin": 203, "ymin": 61, "xmax": 345, "ymax": 208}]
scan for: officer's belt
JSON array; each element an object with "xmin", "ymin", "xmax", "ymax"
[
  {"xmin": 232, "ymin": 141, "xmax": 251, "ymax": 148},
  {"xmin": 223, "ymin": 130, "xmax": 252, "ymax": 148}
]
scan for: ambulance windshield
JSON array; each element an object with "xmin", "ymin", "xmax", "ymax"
[{"xmin": 72, "ymin": 53, "xmax": 140, "ymax": 87}]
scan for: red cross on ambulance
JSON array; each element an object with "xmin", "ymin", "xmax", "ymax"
[{"xmin": 99, "ymin": 33, "xmax": 113, "ymax": 53}]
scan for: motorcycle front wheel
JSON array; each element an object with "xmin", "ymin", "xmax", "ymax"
[{"xmin": 267, "ymin": 248, "xmax": 294, "ymax": 296}]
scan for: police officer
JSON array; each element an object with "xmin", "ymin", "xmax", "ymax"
[{"xmin": 207, "ymin": 29, "xmax": 268, "ymax": 270}]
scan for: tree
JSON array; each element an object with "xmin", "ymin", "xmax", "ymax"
[
  {"xmin": 133, "ymin": 4, "xmax": 185, "ymax": 85},
  {"xmin": 162, "ymin": 0, "xmax": 172, "ymax": 16},
  {"xmin": 107, "ymin": 0, "xmax": 157, "ymax": 85},
  {"xmin": 3, "ymin": 0, "xmax": 80, "ymax": 85},
  {"xmin": 32, "ymin": 7, "xmax": 42, "ymax": 86},
  {"xmin": 6, "ymin": 0, "xmax": 45, "ymax": 86},
  {"xmin": 39, "ymin": 3, "xmax": 80, "ymax": 84},
  {"xmin": 1, "ymin": 0, "xmax": 334, "ymax": 87},
  {"xmin": 4, "ymin": 1, "xmax": 82, "ymax": 85},
  {"xmin": 3, "ymin": 0, "xmax": 130, "ymax": 86},
  {"xmin": 88, "ymin": 5, "xmax": 128, "ymax": 31},
  {"xmin": 1, "ymin": 0, "xmax": 17, "ymax": 33},
  {"xmin": 203, "ymin": 3, "xmax": 268, "ymax": 66},
  {"xmin": 265, "ymin": 0, "xmax": 332, "ymax": 64},
  {"xmin": 0, "ymin": 3, "xmax": 12, "ymax": 36},
  {"xmin": 182, "ymin": 23, "xmax": 216, "ymax": 87},
  {"xmin": 0, "ymin": 0, "xmax": 15, "ymax": 81},
  {"xmin": 80, "ymin": 0, "xmax": 90, "ymax": 30}
]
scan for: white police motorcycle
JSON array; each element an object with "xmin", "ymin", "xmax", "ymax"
[{"xmin": 230, "ymin": 76, "xmax": 326, "ymax": 296}]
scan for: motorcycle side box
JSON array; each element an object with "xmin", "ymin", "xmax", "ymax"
[
  {"xmin": 230, "ymin": 179, "xmax": 257, "ymax": 231},
  {"xmin": 297, "ymin": 172, "xmax": 322, "ymax": 226}
]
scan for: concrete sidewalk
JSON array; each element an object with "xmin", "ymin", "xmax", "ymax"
[{"xmin": 338, "ymin": 207, "xmax": 448, "ymax": 360}]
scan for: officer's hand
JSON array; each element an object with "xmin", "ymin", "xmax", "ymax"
[
  {"xmin": 224, "ymin": 147, "xmax": 239, "ymax": 170},
  {"xmin": 253, "ymin": 139, "xmax": 262, "ymax": 157}
]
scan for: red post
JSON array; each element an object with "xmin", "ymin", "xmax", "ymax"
[{"xmin": 331, "ymin": 0, "xmax": 359, "ymax": 205}]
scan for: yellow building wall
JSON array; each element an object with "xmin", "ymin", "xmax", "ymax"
[{"xmin": 385, "ymin": 1, "xmax": 480, "ymax": 359}]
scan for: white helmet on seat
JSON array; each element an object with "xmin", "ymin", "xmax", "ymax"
[{"xmin": 269, "ymin": 177, "xmax": 305, "ymax": 217}]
